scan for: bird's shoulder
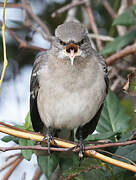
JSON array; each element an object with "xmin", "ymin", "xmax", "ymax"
[
  {"xmin": 30, "ymin": 52, "xmax": 49, "ymax": 98},
  {"xmin": 91, "ymin": 48, "xmax": 109, "ymax": 92}
]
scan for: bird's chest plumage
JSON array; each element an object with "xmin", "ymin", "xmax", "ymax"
[{"xmin": 37, "ymin": 57, "xmax": 106, "ymax": 129}]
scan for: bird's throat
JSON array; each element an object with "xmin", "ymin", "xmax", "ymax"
[{"xmin": 69, "ymin": 49, "xmax": 75, "ymax": 66}]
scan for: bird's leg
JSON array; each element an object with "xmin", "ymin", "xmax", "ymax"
[
  {"xmin": 75, "ymin": 127, "xmax": 85, "ymax": 158},
  {"xmin": 77, "ymin": 136, "xmax": 84, "ymax": 158},
  {"xmin": 43, "ymin": 127, "xmax": 57, "ymax": 154}
]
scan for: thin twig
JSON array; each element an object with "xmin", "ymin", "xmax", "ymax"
[
  {"xmin": 99, "ymin": 0, "xmax": 117, "ymax": 19},
  {"xmin": 0, "ymin": 3, "xmax": 23, "ymax": 8},
  {"xmin": 60, "ymin": 165, "xmax": 100, "ymax": 180},
  {"xmin": 0, "ymin": 2, "xmax": 51, "ymax": 36},
  {"xmin": 85, "ymin": 140, "xmax": 136, "ymax": 150},
  {"xmin": 98, "ymin": 149, "xmax": 136, "ymax": 166},
  {"xmin": 84, "ymin": 0, "xmax": 103, "ymax": 50},
  {"xmin": 0, "ymin": 21, "xmax": 47, "ymax": 51},
  {"xmin": 0, "ymin": 2, "xmax": 52, "ymax": 41},
  {"xmin": 106, "ymin": 42, "xmax": 136, "ymax": 66},
  {"xmin": 110, "ymin": 78, "xmax": 122, "ymax": 91},
  {"xmin": 21, "ymin": 0, "xmax": 31, "ymax": 27},
  {"xmin": 0, "ymin": 156, "xmax": 20, "ymax": 172},
  {"xmin": 5, "ymin": 153, "xmax": 21, "ymax": 161},
  {"xmin": 0, "ymin": 0, "xmax": 8, "ymax": 88},
  {"xmin": 21, "ymin": 0, "xmax": 51, "ymax": 36},
  {"xmin": 0, "ymin": 145, "xmax": 69, "ymax": 152},
  {"xmin": 89, "ymin": 33, "xmax": 114, "ymax": 41},
  {"xmin": 32, "ymin": 167, "xmax": 42, "ymax": 180},
  {"xmin": 129, "ymin": 130, "xmax": 136, "ymax": 141},
  {"xmin": 3, "ymin": 155, "xmax": 24, "ymax": 180},
  {"xmin": 116, "ymin": 0, "xmax": 127, "ymax": 36},
  {"xmin": 1, "ymin": 139, "xmax": 136, "ymax": 152},
  {"xmin": 51, "ymin": 0, "xmax": 85, "ymax": 17}
]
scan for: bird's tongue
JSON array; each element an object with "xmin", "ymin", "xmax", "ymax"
[{"xmin": 69, "ymin": 49, "xmax": 75, "ymax": 66}]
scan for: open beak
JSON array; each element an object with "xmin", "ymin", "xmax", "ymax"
[{"xmin": 65, "ymin": 43, "xmax": 79, "ymax": 65}]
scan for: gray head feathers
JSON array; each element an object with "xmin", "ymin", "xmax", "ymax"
[{"xmin": 55, "ymin": 22, "xmax": 88, "ymax": 43}]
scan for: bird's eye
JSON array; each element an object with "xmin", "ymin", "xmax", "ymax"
[
  {"xmin": 77, "ymin": 39, "xmax": 84, "ymax": 46},
  {"xmin": 59, "ymin": 40, "xmax": 66, "ymax": 46}
]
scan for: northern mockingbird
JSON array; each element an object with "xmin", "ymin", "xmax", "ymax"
[{"xmin": 30, "ymin": 21, "xmax": 108, "ymax": 154}]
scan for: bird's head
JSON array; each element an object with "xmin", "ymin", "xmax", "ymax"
[{"xmin": 54, "ymin": 21, "xmax": 89, "ymax": 65}]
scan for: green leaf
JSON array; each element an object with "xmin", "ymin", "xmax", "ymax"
[
  {"xmin": 121, "ymin": 99, "xmax": 135, "ymax": 129},
  {"xmin": 37, "ymin": 154, "xmax": 59, "ymax": 179},
  {"xmin": 96, "ymin": 90, "xmax": 131, "ymax": 134},
  {"xmin": 111, "ymin": 130, "xmax": 136, "ymax": 174},
  {"xmin": 113, "ymin": 5, "xmax": 136, "ymax": 26},
  {"xmin": 1, "ymin": 135, "xmax": 19, "ymax": 143},
  {"xmin": 19, "ymin": 138, "xmax": 35, "ymax": 161},
  {"xmin": 86, "ymin": 131, "xmax": 120, "ymax": 141},
  {"xmin": 59, "ymin": 156, "xmax": 75, "ymax": 172},
  {"xmin": 121, "ymin": 99, "xmax": 134, "ymax": 118},
  {"xmin": 24, "ymin": 112, "xmax": 33, "ymax": 131},
  {"xmin": 83, "ymin": 169, "xmax": 109, "ymax": 180},
  {"xmin": 101, "ymin": 29, "xmax": 136, "ymax": 55},
  {"xmin": 60, "ymin": 157, "xmax": 100, "ymax": 179}
]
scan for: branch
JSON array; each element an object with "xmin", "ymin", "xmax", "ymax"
[
  {"xmin": 21, "ymin": 0, "xmax": 51, "ymax": 36},
  {"xmin": 85, "ymin": 140, "xmax": 136, "ymax": 150},
  {"xmin": 0, "ymin": 123, "xmax": 136, "ymax": 172},
  {"xmin": 0, "ymin": 3, "xmax": 23, "ymax": 8},
  {"xmin": 84, "ymin": 0, "xmax": 103, "ymax": 51},
  {"xmin": 116, "ymin": 0, "xmax": 127, "ymax": 36},
  {"xmin": 60, "ymin": 165, "xmax": 100, "ymax": 180},
  {"xmin": 106, "ymin": 43, "xmax": 136, "ymax": 66},
  {"xmin": 89, "ymin": 34, "xmax": 114, "ymax": 41},
  {"xmin": 51, "ymin": 0, "xmax": 85, "ymax": 18},
  {"xmin": 1, "ymin": 138, "xmax": 136, "ymax": 152},
  {"xmin": 0, "ymin": 2, "xmax": 52, "ymax": 41},
  {"xmin": 99, "ymin": 0, "xmax": 117, "ymax": 19},
  {"xmin": 0, "ymin": 21, "xmax": 47, "ymax": 51},
  {"xmin": 32, "ymin": 167, "xmax": 42, "ymax": 180},
  {"xmin": 0, "ymin": 145, "xmax": 70, "ymax": 152},
  {"xmin": 0, "ymin": 0, "xmax": 8, "ymax": 88},
  {"xmin": 98, "ymin": 149, "xmax": 136, "ymax": 166},
  {"xmin": 0, "ymin": 155, "xmax": 20, "ymax": 172},
  {"xmin": 3, "ymin": 155, "xmax": 24, "ymax": 180}
]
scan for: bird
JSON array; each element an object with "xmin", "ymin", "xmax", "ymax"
[{"xmin": 30, "ymin": 21, "xmax": 108, "ymax": 155}]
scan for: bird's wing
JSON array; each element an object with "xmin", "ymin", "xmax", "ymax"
[
  {"xmin": 76, "ymin": 104, "xmax": 103, "ymax": 140},
  {"xmin": 99, "ymin": 55, "xmax": 109, "ymax": 93},
  {"xmin": 30, "ymin": 53, "xmax": 47, "ymax": 132}
]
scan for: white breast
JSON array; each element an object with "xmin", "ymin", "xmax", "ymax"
[{"xmin": 37, "ymin": 56, "xmax": 106, "ymax": 129}]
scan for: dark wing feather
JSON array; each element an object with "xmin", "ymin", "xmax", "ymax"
[
  {"xmin": 98, "ymin": 53, "xmax": 109, "ymax": 93},
  {"xmin": 76, "ymin": 104, "xmax": 103, "ymax": 140},
  {"xmin": 30, "ymin": 54, "xmax": 46, "ymax": 132}
]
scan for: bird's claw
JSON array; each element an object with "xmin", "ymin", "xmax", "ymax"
[
  {"xmin": 43, "ymin": 134, "xmax": 57, "ymax": 154},
  {"xmin": 74, "ymin": 140, "xmax": 85, "ymax": 158}
]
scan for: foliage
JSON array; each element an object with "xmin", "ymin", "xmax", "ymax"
[
  {"xmin": 96, "ymin": 90, "xmax": 132, "ymax": 135},
  {"xmin": 101, "ymin": 29, "xmax": 136, "ymax": 55},
  {"xmin": 37, "ymin": 154, "xmax": 60, "ymax": 179},
  {"xmin": 2, "ymin": 112, "xmax": 35, "ymax": 161},
  {"xmin": 112, "ymin": 5, "xmax": 136, "ymax": 26}
]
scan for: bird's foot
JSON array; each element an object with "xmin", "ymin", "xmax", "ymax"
[
  {"xmin": 75, "ymin": 139, "xmax": 85, "ymax": 158},
  {"xmin": 43, "ymin": 128, "xmax": 58, "ymax": 154}
]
